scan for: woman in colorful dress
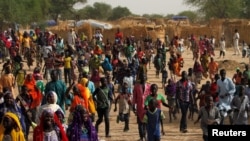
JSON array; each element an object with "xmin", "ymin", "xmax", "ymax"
[{"xmin": 67, "ymin": 105, "xmax": 98, "ymax": 141}]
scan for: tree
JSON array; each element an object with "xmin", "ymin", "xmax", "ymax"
[
  {"xmin": 91, "ymin": 2, "xmax": 112, "ymax": 20},
  {"xmin": 77, "ymin": 6, "xmax": 95, "ymax": 19},
  {"xmin": 241, "ymin": 0, "xmax": 250, "ymax": 18},
  {"xmin": 49, "ymin": 0, "xmax": 87, "ymax": 22},
  {"xmin": 108, "ymin": 6, "xmax": 132, "ymax": 20},
  {"xmin": 184, "ymin": 0, "xmax": 243, "ymax": 20},
  {"xmin": 74, "ymin": 2, "xmax": 113, "ymax": 21},
  {"xmin": 142, "ymin": 14, "xmax": 151, "ymax": 18},
  {"xmin": 0, "ymin": 0, "xmax": 50, "ymax": 26},
  {"xmin": 178, "ymin": 11, "xmax": 198, "ymax": 23}
]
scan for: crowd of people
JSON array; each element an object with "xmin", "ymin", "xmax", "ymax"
[{"xmin": 0, "ymin": 26, "xmax": 249, "ymax": 141}]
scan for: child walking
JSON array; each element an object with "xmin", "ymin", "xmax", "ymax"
[
  {"xmin": 219, "ymin": 37, "xmax": 226, "ymax": 58},
  {"xmin": 165, "ymin": 79, "xmax": 177, "ymax": 122},
  {"xmin": 15, "ymin": 63, "xmax": 26, "ymax": 94},
  {"xmin": 144, "ymin": 84, "xmax": 171, "ymax": 135},
  {"xmin": 114, "ymin": 82, "xmax": 131, "ymax": 132},
  {"xmin": 143, "ymin": 98, "xmax": 165, "ymax": 141},
  {"xmin": 153, "ymin": 53, "xmax": 162, "ymax": 78},
  {"xmin": 161, "ymin": 67, "xmax": 168, "ymax": 88}
]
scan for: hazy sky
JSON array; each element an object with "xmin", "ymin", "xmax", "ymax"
[{"xmin": 74, "ymin": 0, "xmax": 193, "ymax": 15}]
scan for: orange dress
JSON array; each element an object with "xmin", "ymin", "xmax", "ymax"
[
  {"xmin": 208, "ymin": 62, "xmax": 218, "ymax": 79},
  {"xmin": 177, "ymin": 57, "xmax": 184, "ymax": 68},
  {"xmin": 173, "ymin": 61, "xmax": 181, "ymax": 76},
  {"xmin": 23, "ymin": 77, "xmax": 43, "ymax": 109}
]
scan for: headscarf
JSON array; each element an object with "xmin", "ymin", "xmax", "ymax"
[
  {"xmin": 80, "ymin": 78, "xmax": 96, "ymax": 114},
  {"xmin": 36, "ymin": 91, "xmax": 64, "ymax": 123},
  {"xmin": 33, "ymin": 109, "xmax": 68, "ymax": 141},
  {"xmin": 101, "ymin": 57, "xmax": 112, "ymax": 71},
  {"xmin": 70, "ymin": 84, "xmax": 89, "ymax": 113},
  {"xmin": 23, "ymin": 74, "xmax": 43, "ymax": 109},
  {"xmin": 79, "ymin": 80, "xmax": 91, "ymax": 101},
  {"xmin": 0, "ymin": 91, "xmax": 26, "ymax": 134},
  {"xmin": 80, "ymin": 78, "xmax": 88, "ymax": 87},
  {"xmin": 67, "ymin": 105, "xmax": 98, "ymax": 141},
  {"xmin": 0, "ymin": 112, "xmax": 25, "ymax": 141}
]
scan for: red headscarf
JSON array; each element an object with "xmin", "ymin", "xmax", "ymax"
[{"xmin": 33, "ymin": 110, "xmax": 68, "ymax": 141}]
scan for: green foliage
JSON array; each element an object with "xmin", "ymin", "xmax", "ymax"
[
  {"xmin": 0, "ymin": 0, "xmax": 86, "ymax": 25},
  {"xmin": 92, "ymin": 2, "xmax": 112, "ymax": 20},
  {"xmin": 178, "ymin": 11, "xmax": 198, "ymax": 23},
  {"xmin": 69, "ymin": 6, "xmax": 93, "ymax": 20},
  {"xmin": 49, "ymin": 0, "xmax": 87, "ymax": 22},
  {"xmin": 73, "ymin": 2, "xmax": 113, "ymax": 20},
  {"xmin": 0, "ymin": 0, "xmax": 50, "ymax": 25},
  {"xmin": 241, "ymin": 0, "xmax": 250, "ymax": 18},
  {"xmin": 2, "ymin": 0, "xmax": 250, "ymax": 27},
  {"xmin": 108, "ymin": 6, "xmax": 132, "ymax": 20},
  {"xmin": 183, "ymin": 0, "xmax": 246, "ymax": 20},
  {"xmin": 74, "ymin": 2, "xmax": 132, "ymax": 21}
]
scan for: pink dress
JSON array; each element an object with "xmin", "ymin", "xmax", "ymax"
[{"xmin": 133, "ymin": 82, "xmax": 151, "ymax": 122}]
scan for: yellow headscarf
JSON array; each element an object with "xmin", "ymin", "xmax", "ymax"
[
  {"xmin": 81, "ymin": 78, "xmax": 88, "ymax": 87},
  {"xmin": 80, "ymin": 78, "xmax": 91, "ymax": 98},
  {"xmin": 0, "ymin": 112, "xmax": 25, "ymax": 141}
]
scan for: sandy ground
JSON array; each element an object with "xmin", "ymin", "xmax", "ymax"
[{"xmin": 20, "ymin": 47, "xmax": 248, "ymax": 141}]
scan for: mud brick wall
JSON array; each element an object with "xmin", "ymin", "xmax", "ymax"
[{"xmin": 45, "ymin": 18, "xmax": 250, "ymax": 48}]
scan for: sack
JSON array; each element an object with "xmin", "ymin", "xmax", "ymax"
[{"xmin": 88, "ymin": 96, "xmax": 96, "ymax": 114}]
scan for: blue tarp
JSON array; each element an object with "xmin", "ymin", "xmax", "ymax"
[
  {"xmin": 46, "ymin": 20, "xmax": 57, "ymax": 26},
  {"xmin": 172, "ymin": 16, "xmax": 188, "ymax": 20}
]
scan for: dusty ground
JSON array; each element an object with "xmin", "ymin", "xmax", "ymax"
[{"xmin": 20, "ymin": 47, "xmax": 248, "ymax": 141}]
